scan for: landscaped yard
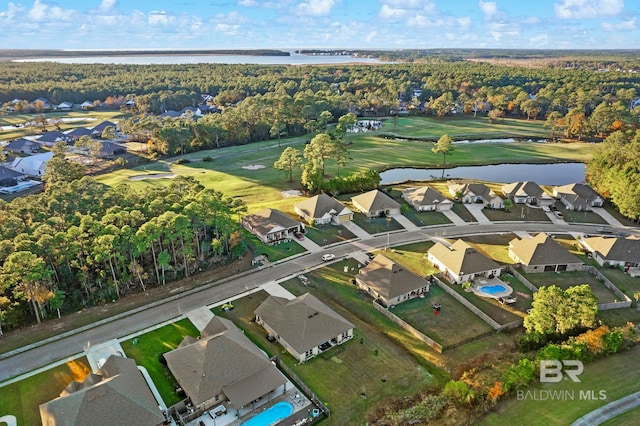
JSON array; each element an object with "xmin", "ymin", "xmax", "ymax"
[
  {"xmin": 220, "ymin": 267, "xmax": 446, "ymax": 424},
  {"xmin": 482, "ymin": 205, "xmax": 551, "ymax": 222},
  {"xmin": 242, "ymin": 230, "xmax": 307, "ymax": 262},
  {"xmin": 120, "ymin": 318, "xmax": 200, "ymax": 406},
  {"xmin": 351, "ymin": 213, "xmax": 405, "ymax": 234},
  {"xmin": 481, "ymin": 345, "xmax": 640, "ymax": 426},
  {"xmin": 555, "ymin": 203, "xmax": 609, "ymax": 224},
  {"xmin": 0, "ymin": 357, "xmax": 91, "ymax": 426},
  {"xmin": 385, "ymin": 188, "xmax": 452, "ymax": 227},
  {"xmin": 303, "ymin": 223, "xmax": 356, "ymax": 246},
  {"xmin": 382, "ymin": 241, "xmax": 439, "ymax": 276},
  {"xmin": 521, "ymin": 270, "xmax": 619, "ymax": 304},
  {"xmin": 391, "ymin": 285, "xmax": 494, "ymax": 347},
  {"xmin": 451, "ymin": 202, "xmax": 478, "ymax": 222}
]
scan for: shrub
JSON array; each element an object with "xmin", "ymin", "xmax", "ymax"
[
  {"xmin": 175, "ymin": 158, "xmax": 191, "ymax": 164},
  {"xmin": 442, "ymin": 380, "xmax": 474, "ymax": 404},
  {"xmin": 202, "ymin": 156, "xmax": 213, "ymax": 162},
  {"xmin": 502, "ymin": 358, "xmax": 535, "ymax": 393}
]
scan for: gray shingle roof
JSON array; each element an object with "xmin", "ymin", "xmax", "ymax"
[
  {"xmin": 356, "ymin": 254, "xmax": 428, "ymax": 300},
  {"xmin": 294, "ymin": 193, "xmax": 351, "ymax": 220},
  {"xmin": 582, "ymin": 237, "xmax": 640, "ymax": 263},
  {"xmin": 554, "ymin": 183, "xmax": 601, "ymax": 205},
  {"xmin": 502, "ymin": 181, "xmax": 548, "ymax": 199},
  {"xmin": 39, "ymin": 356, "xmax": 165, "ymax": 426},
  {"xmin": 242, "ymin": 208, "xmax": 300, "ymax": 236},
  {"xmin": 428, "ymin": 239, "xmax": 500, "ymax": 275},
  {"xmin": 509, "ymin": 233, "xmax": 583, "ymax": 266},
  {"xmin": 255, "ymin": 293, "xmax": 353, "ymax": 355},
  {"xmin": 164, "ymin": 317, "xmax": 286, "ymax": 408},
  {"xmin": 351, "ymin": 189, "xmax": 400, "ymax": 212},
  {"xmin": 402, "ymin": 186, "xmax": 452, "ymax": 207}
]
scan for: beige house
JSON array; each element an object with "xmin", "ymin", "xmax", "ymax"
[
  {"xmin": 553, "ymin": 183, "xmax": 603, "ymax": 211},
  {"xmin": 294, "ymin": 193, "xmax": 353, "ymax": 225},
  {"xmin": 427, "ymin": 239, "xmax": 502, "ymax": 284},
  {"xmin": 580, "ymin": 236, "xmax": 640, "ymax": 268},
  {"xmin": 39, "ymin": 356, "xmax": 165, "ymax": 426},
  {"xmin": 509, "ymin": 233, "xmax": 584, "ymax": 273},
  {"xmin": 447, "ymin": 181, "xmax": 504, "ymax": 208},
  {"xmin": 242, "ymin": 208, "xmax": 303, "ymax": 244},
  {"xmin": 351, "ymin": 189, "xmax": 401, "ymax": 217},
  {"xmin": 502, "ymin": 181, "xmax": 554, "ymax": 206},
  {"xmin": 401, "ymin": 186, "xmax": 453, "ymax": 212},
  {"xmin": 164, "ymin": 316, "xmax": 287, "ymax": 411},
  {"xmin": 255, "ymin": 293, "xmax": 354, "ymax": 362},
  {"xmin": 355, "ymin": 254, "xmax": 430, "ymax": 307}
]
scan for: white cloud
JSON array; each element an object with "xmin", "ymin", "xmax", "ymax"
[
  {"xmin": 602, "ymin": 17, "xmax": 636, "ymax": 31},
  {"xmin": 478, "ymin": 1, "xmax": 498, "ymax": 20},
  {"xmin": 365, "ymin": 30, "xmax": 377, "ymax": 42},
  {"xmin": 554, "ymin": 0, "xmax": 624, "ymax": 19},
  {"xmin": 294, "ymin": 0, "xmax": 337, "ymax": 17},
  {"xmin": 0, "ymin": 2, "xmax": 25, "ymax": 23},
  {"xmin": 237, "ymin": 0, "xmax": 259, "ymax": 6},
  {"xmin": 99, "ymin": 0, "xmax": 116, "ymax": 13},
  {"xmin": 148, "ymin": 11, "xmax": 173, "ymax": 26},
  {"xmin": 28, "ymin": 0, "xmax": 47, "ymax": 21},
  {"xmin": 378, "ymin": 0, "xmax": 437, "ymax": 21},
  {"xmin": 27, "ymin": 0, "xmax": 73, "ymax": 22},
  {"xmin": 457, "ymin": 16, "xmax": 472, "ymax": 28}
]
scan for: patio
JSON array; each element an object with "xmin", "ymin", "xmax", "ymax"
[{"xmin": 471, "ymin": 277, "xmax": 514, "ymax": 300}]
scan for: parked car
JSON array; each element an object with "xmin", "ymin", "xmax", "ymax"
[
  {"xmin": 321, "ymin": 254, "xmax": 336, "ymax": 262},
  {"xmin": 597, "ymin": 227, "xmax": 613, "ymax": 234},
  {"xmin": 542, "ymin": 206, "xmax": 551, "ymax": 212},
  {"xmin": 554, "ymin": 211, "xmax": 564, "ymax": 218},
  {"xmin": 294, "ymin": 232, "xmax": 305, "ymax": 240}
]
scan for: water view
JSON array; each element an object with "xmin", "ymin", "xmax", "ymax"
[{"xmin": 379, "ymin": 162, "xmax": 586, "ymax": 186}]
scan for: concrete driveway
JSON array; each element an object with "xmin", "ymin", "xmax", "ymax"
[
  {"xmin": 391, "ymin": 213, "xmax": 419, "ymax": 230},
  {"xmin": 592, "ymin": 207, "xmax": 624, "ymax": 227},
  {"xmin": 341, "ymin": 220, "xmax": 370, "ymax": 238},
  {"xmin": 464, "ymin": 203, "xmax": 491, "ymax": 223}
]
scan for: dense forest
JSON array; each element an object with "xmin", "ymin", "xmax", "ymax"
[{"xmin": 0, "ymin": 175, "xmax": 246, "ymax": 333}]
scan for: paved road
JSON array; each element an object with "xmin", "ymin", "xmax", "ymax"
[{"xmin": 0, "ymin": 221, "xmax": 636, "ymax": 383}]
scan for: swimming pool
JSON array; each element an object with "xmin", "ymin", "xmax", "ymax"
[
  {"xmin": 479, "ymin": 284, "xmax": 507, "ymax": 295},
  {"xmin": 241, "ymin": 401, "xmax": 294, "ymax": 426},
  {"xmin": 474, "ymin": 282, "xmax": 513, "ymax": 299}
]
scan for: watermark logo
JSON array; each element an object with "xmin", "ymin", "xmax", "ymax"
[{"xmin": 540, "ymin": 360, "xmax": 583, "ymax": 383}]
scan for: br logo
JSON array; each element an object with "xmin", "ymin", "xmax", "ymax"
[{"xmin": 540, "ymin": 360, "xmax": 584, "ymax": 383}]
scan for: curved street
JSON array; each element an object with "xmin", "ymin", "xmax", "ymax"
[{"xmin": 2, "ymin": 220, "xmax": 634, "ymax": 383}]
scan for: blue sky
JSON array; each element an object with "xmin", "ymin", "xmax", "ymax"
[{"xmin": 0, "ymin": 0, "xmax": 638, "ymax": 50}]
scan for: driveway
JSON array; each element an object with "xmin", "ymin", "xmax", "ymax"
[
  {"xmin": 341, "ymin": 220, "xmax": 370, "ymax": 238},
  {"xmin": 294, "ymin": 235, "xmax": 322, "ymax": 252},
  {"xmin": 592, "ymin": 207, "xmax": 624, "ymax": 227},
  {"xmin": 441, "ymin": 209, "xmax": 466, "ymax": 225},
  {"xmin": 464, "ymin": 203, "xmax": 491, "ymax": 223},
  {"xmin": 391, "ymin": 213, "xmax": 419, "ymax": 230}
]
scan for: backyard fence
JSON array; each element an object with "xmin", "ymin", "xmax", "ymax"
[
  {"xmin": 506, "ymin": 265, "xmax": 538, "ymax": 292},
  {"xmin": 372, "ymin": 300, "xmax": 443, "ymax": 353},
  {"xmin": 579, "ymin": 265, "xmax": 632, "ymax": 310},
  {"xmin": 274, "ymin": 357, "xmax": 331, "ymax": 419}
]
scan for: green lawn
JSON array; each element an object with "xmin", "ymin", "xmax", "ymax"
[
  {"xmin": 382, "ymin": 241, "xmax": 438, "ymax": 276},
  {"xmin": 451, "ymin": 202, "xmax": 478, "ymax": 222},
  {"xmin": 441, "ymin": 281, "xmax": 524, "ymax": 325},
  {"xmin": 601, "ymin": 406, "xmax": 640, "ymax": 426},
  {"xmin": 521, "ymin": 270, "xmax": 619, "ymax": 304},
  {"xmin": 120, "ymin": 318, "xmax": 200, "ymax": 406},
  {"xmin": 221, "ymin": 263, "xmax": 446, "ymax": 424},
  {"xmin": 480, "ymin": 345, "xmax": 640, "ymax": 426},
  {"xmin": 555, "ymin": 202, "xmax": 609, "ymax": 224},
  {"xmin": 460, "ymin": 233, "xmax": 519, "ymax": 264},
  {"xmin": 351, "ymin": 213, "xmax": 405, "ymax": 234},
  {"xmin": 0, "ymin": 357, "xmax": 91, "ymax": 426},
  {"xmin": 385, "ymin": 188, "xmax": 452, "ymax": 227},
  {"xmin": 391, "ymin": 285, "xmax": 494, "ymax": 347},
  {"xmin": 482, "ymin": 205, "xmax": 551, "ymax": 222},
  {"xmin": 243, "ymin": 229, "xmax": 307, "ymax": 262},
  {"xmin": 303, "ymin": 223, "xmax": 356, "ymax": 246}
]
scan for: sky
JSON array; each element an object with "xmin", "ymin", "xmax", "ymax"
[{"xmin": 0, "ymin": 0, "xmax": 639, "ymax": 50}]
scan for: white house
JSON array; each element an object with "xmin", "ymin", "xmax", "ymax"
[{"xmin": 9, "ymin": 152, "xmax": 54, "ymax": 177}]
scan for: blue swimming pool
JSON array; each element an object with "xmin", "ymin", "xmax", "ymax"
[
  {"xmin": 478, "ymin": 284, "xmax": 507, "ymax": 295},
  {"xmin": 241, "ymin": 401, "xmax": 294, "ymax": 426}
]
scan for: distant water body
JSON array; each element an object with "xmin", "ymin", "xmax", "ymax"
[{"xmin": 14, "ymin": 53, "xmax": 386, "ymax": 65}]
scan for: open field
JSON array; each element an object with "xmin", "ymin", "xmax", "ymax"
[
  {"xmin": 220, "ymin": 275, "xmax": 445, "ymax": 424},
  {"xmin": 521, "ymin": 270, "xmax": 619, "ymax": 304},
  {"xmin": 0, "ymin": 357, "xmax": 91, "ymax": 426},
  {"xmin": 481, "ymin": 345, "xmax": 640, "ymax": 426},
  {"xmin": 120, "ymin": 318, "xmax": 200, "ymax": 406}
]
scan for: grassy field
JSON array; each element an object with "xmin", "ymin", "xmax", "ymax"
[
  {"xmin": 0, "ymin": 357, "xmax": 91, "ymax": 426},
  {"xmin": 482, "ymin": 205, "xmax": 551, "ymax": 222},
  {"xmin": 481, "ymin": 345, "xmax": 640, "ymax": 426},
  {"xmin": 120, "ymin": 318, "xmax": 200, "ymax": 406},
  {"xmin": 521, "ymin": 270, "xmax": 619, "ymax": 304},
  {"xmin": 221, "ymin": 264, "xmax": 446, "ymax": 424},
  {"xmin": 459, "ymin": 233, "xmax": 519, "ymax": 265},
  {"xmin": 381, "ymin": 241, "xmax": 439, "ymax": 277},
  {"xmin": 351, "ymin": 213, "xmax": 405, "ymax": 234},
  {"xmin": 451, "ymin": 202, "xmax": 478, "ymax": 222},
  {"xmin": 556, "ymin": 203, "xmax": 609, "ymax": 224},
  {"xmin": 601, "ymin": 406, "xmax": 640, "ymax": 426},
  {"xmin": 303, "ymin": 223, "xmax": 357, "ymax": 246}
]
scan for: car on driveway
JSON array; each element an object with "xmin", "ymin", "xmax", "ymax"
[
  {"xmin": 542, "ymin": 206, "xmax": 551, "ymax": 212},
  {"xmin": 554, "ymin": 211, "xmax": 564, "ymax": 218},
  {"xmin": 294, "ymin": 232, "xmax": 305, "ymax": 240},
  {"xmin": 321, "ymin": 254, "xmax": 336, "ymax": 262}
]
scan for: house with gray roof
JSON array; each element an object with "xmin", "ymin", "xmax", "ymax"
[
  {"xmin": 553, "ymin": 183, "xmax": 603, "ymax": 211},
  {"xmin": 401, "ymin": 186, "xmax": 452, "ymax": 212},
  {"xmin": 355, "ymin": 254, "xmax": 430, "ymax": 307},
  {"xmin": 66, "ymin": 127, "xmax": 94, "ymax": 140},
  {"xmin": 447, "ymin": 180, "xmax": 503, "ymax": 208},
  {"xmin": 164, "ymin": 316, "xmax": 287, "ymax": 411},
  {"xmin": 92, "ymin": 120, "xmax": 118, "ymax": 135},
  {"xmin": 242, "ymin": 208, "xmax": 302, "ymax": 244},
  {"xmin": 502, "ymin": 181, "xmax": 554, "ymax": 206},
  {"xmin": 351, "ymin": 189, "xmax": 401, "ymax": 217},
  {"xmin": 0, "ymin": 166, "xmax": 24, "ymax": 187},
  {"xmin": 427, "ymin": 239, "xmax": 502, "ymax": 284},
  {"xmin": 509, "ymin": 233, "xmax": 583, "ymax": 273},
  {"xmin": 255, "ymin": 293, "xmax": 354, "ymax": 362},
  {"xmin": 5, "ymin": 138, "xmax": 41, "ymax": 154},
  {"xmin": 39, "ymin": 355, "xmax": 165, "ymax": 426},
  {"xmin": 580, "ymin": 236, "xmax": 640, "ymax": 268},
  {"xmin": 36, "ymin": 131, "xmax": 71, "ymax": 147},
  {"xmin": 294, "ymin": 193, "xmax": 353, "ymax": 225},
  {"xmin": 9, "ymin": 151, "xmax": 54, "ymax": 176}
]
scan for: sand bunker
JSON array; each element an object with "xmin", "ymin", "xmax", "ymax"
[
  {"xmin": 129, "ymin": 173, "xmax": 176, "ymax": 181},
  {"xmin": 242, "ymin": 164, "xmax": 266, "ymax": 170},
  {"xmin": 282, "ymin": 190, "xmax": 302, "ymax": 198}
]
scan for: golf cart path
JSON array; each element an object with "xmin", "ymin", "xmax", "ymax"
[{"xmin": 571, "ymin": 391, "xmax": 640, "ymax": 426}]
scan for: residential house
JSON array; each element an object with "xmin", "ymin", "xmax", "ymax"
[
  {"xmin": 164, "ymin": 316, "xmax": 287, "ymax": 411},
  {"xmin": 294, "ymin": 193, "xmax": 353, "ymax": 225},
  {"xmin": 508, "ymin": 233, "xmax": 584, "ymax": 273},
  {"xmin": 92, "ymin": 121, "xmax": 118, "ymax": 136},
  {"xmin": 80, "ymin": 100, "xmax": 94, "ymax": 110},
  {"xmin": 37, "ymin": 131, "xmax": 71, "ymax": 147},
  {"xmin": 55, "ymin": 101, "xmax": 73, "ymax": 111},
  {"xmin": 447, "ymin": 181, "xmax": 504, "ymax": 208},
  {"xmin": 351, "ymin": 189, "xmax": 401, "ymax": 217},
  {"xmin": 31, "ymin": 97, "xmax": 52, "ymax": 110},
  {"xmin": 401, "ymin": 186, "xmax": 453, "ymax": 212},
  {"xmin": 355, "ymin": 254, "xmax": 430, "ymax": 307},
  {"xmin": 242, "ymin": 208, "xmax": 303, "ymax": 244},
  {"xmin": 553, "ymin": 183, "xmax": 603, "ymax": 211},
  {"xmin": 10, "ymin": 151, "xmax": 54, "ymax": 176},
  {"xmin": 580, "ymin": 236, "xmax": 640, "ymax": 268},
  {"xmin": 254, "ymin": 293, "xmax": 354, "ymax": 363},
  {"xmin": 39, "ymin": 355, "xmax": 166, "ymax": 426},
  {"xmin": 4, "ymin": 138, "xmax": 41, "ymax": 154},
  {"xmin": 65, "ymin": 127, "xmax": 94, "ymax": 140},
  {"xmin": 427, "ymin": 239, "xmax": 502, "ymax": 284},
  {"xmin": 501, "ymin": 181, "xmax": 554, "ymax": 206},
  {"xmin": 97, "ymin": 141, "xmax": 127, "ymax": 158},
  {"xmin": 0, "ymin": 166, "xmax": 24, "ymax": 187}
]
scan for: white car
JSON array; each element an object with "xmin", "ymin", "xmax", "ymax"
[
  {"xmin": 321, "ymin": 254, "xmax": 336, "ymax": 262},
  {"xmin": 542, "ymin": 206, "xmax": 551, "ymax": 212}
]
